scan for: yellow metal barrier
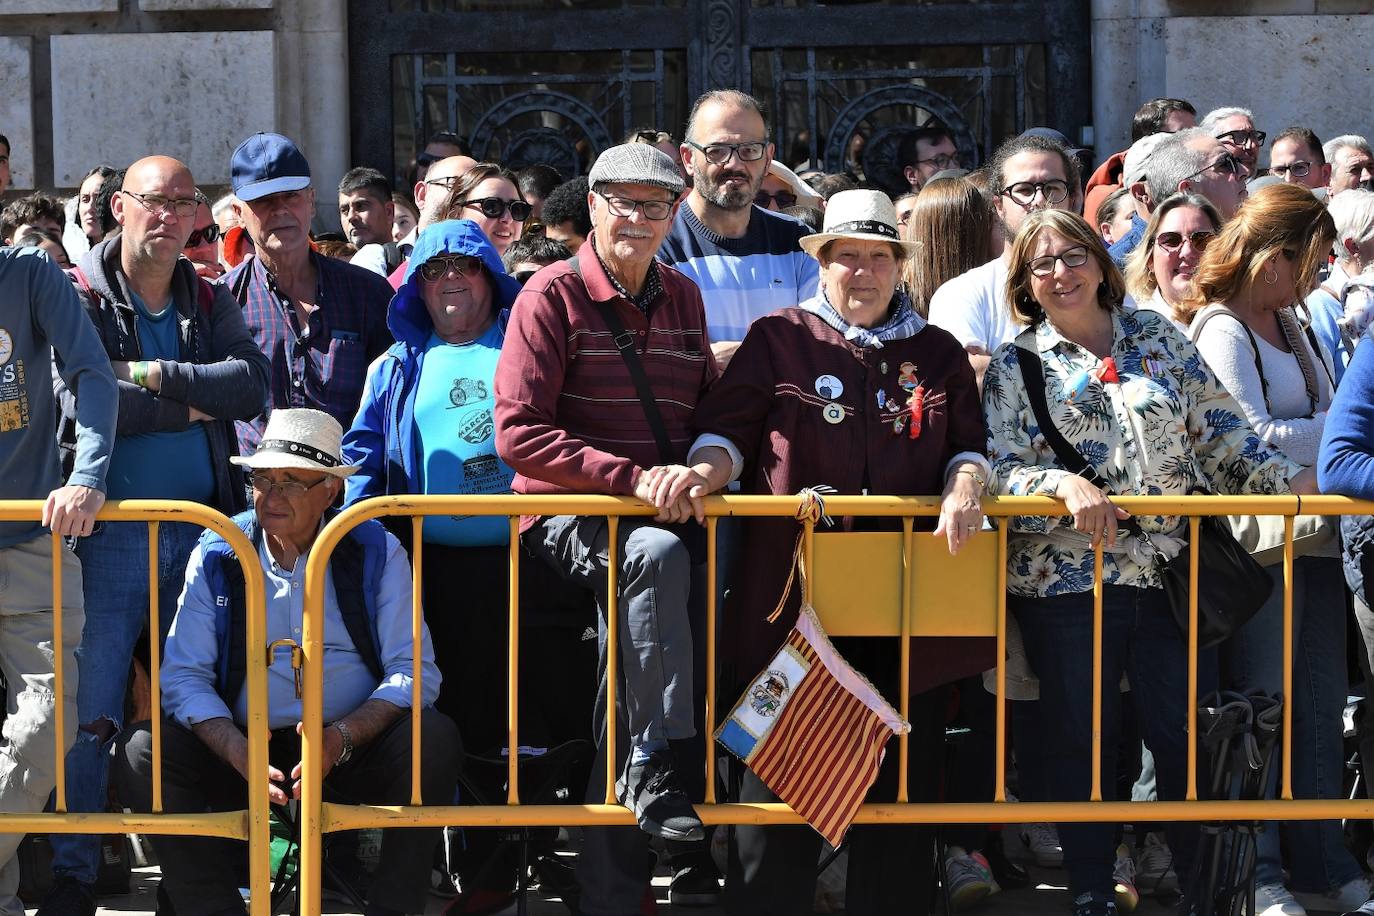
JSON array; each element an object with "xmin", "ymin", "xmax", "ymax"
[
  {"xmin": 291, "ymin": 492, "xmax": 1374, "ymax": 915},
  {"xmin": 0, "ymin": 500, "xmax": 272, "ymax": 916}
]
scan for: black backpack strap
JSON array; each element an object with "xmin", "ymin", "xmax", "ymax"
[
  {"xmin": 381, "ymin": 242, "xmax": 403, "ymax": 275},
  {"xmin": 331, "ymin": 534, "xmax": 386, "ymax": 685},
  {"xmin": 568, "ymin": 255, "xmax": 675, "ymax": 464},
  {"xmin": 222, "ymin": 545, "xmax": 250, "ymax": 705}
]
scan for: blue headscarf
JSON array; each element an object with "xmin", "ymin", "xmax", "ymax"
[{"xmin": 387, "ymin": 219, "xmax": 523, "ymax": 347}]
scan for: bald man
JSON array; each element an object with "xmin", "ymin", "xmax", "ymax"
[
  {"xmin": 42, "ymin": 156, "xmax": 271, "ymax": 915},
  {"xmin": 350, "ymin": 154, "xmax": 477, "ymax": 279}
]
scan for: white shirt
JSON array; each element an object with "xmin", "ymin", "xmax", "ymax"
[
  {"xmin": 350, "ymin": 227, "xmax": 417, "ymax": 278},
  {"xmin": 926, "ymin": 256, "xmax": 1017, "ymax": 353}
]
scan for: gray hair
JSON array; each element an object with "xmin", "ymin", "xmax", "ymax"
[
  {"xmin": 211, "ymin": 193, "xmax": 238, "ymax": 221},
  {"xmin": 1144, "ymin": 128, "xmax": 1214, "ymax": 206},
  {"xmin": 1328, "ymin": 188, "xmax": 1374, "ymax": 261},
  {"xmin": 1200, "ymin": 107, "xmax": 1255, "ymax": 133},
  {"xmin": 1324, "ymin": 134, "xmax": 1373, "ymax": 164}
]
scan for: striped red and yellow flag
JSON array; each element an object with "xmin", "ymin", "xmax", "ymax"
[{"xmin": 716, "ymin": 605, "xmax": 910, "ymax": 847}]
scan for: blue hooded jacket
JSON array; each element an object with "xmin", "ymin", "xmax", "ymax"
[{"xmin": 341, "ymin": 219, "xmax": 523, "ymax": 506}]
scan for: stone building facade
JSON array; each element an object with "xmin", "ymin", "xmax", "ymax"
[{"xmin": 1, "ymin": 0, "xmax": 1370, "ymax": 227}]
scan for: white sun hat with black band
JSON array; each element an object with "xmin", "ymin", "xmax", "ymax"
[
  {"xmin": 230, "ymin": 408, "xmax": 358, "ymax": 478},
  {"xmin": 799, "ymin": 188, "xmax": 923, "ymax": 259}
]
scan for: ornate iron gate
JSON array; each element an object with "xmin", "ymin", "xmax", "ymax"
[{"xmin": 349, "ymin": 1, "xmax": 1090, "ymax": 186}]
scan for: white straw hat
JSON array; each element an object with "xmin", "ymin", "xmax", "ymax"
[
  {"xmin": 799, "ymin": 189, "xmax": 923, "ymax": 259},
  {"xmin": 230, "ymin": 408, "xmax": 358, "ymax": 478},
  {"xmin": 766, "ymin": 160, "xmax": 823, "ymax": 209}
]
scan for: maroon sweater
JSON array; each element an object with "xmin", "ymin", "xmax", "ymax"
[
  {"xmin": 694, "ymin": 308, "xmax": 992, "ymax": 692},
  {"xmin": 495, "ymin": 249, "xmax": 719, "ymax": 506}
]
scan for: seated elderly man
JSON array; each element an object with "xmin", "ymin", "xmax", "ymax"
[{"xmin": 114, "ymin": 408, "xmax": 459, "ymax": 916}]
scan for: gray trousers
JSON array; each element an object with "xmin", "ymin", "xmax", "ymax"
[{"xmin": 524, "ymin": 515, "xmax": 704, "ymax": 916}]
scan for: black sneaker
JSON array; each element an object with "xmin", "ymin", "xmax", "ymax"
[
  {"xmin": 615, "ymin": 750, "xmax": 704, "ymax": 841},
  {"xmin": 669, "ymin": 863, "xmax": 721, "ymax": 906},
  {"xmin": 36, "ymin": 876, "xmax": 97, "ymax": 916}
]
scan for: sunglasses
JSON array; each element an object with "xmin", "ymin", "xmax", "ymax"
[
  {"xmin": 1183, "ymin": 152, "xmax": 1245, "ymax": 184},
  {"xmin": 419, "ymin": 254, "xmax": 484, "ymax": 281},
  {"xmin": 635, "ymin": 129, "xmax": 673, "ymax": 145},
  {"xmin": 463, "ymin": 197, "xmax": 533, "ymax": 222},
  {"xmin": 754, "ymin": 190, "xmax": 797, "ymax": 209},
  {"xmin": 1216, "ymin": 128, "xmax": 1267, "ymax": 149},
  {"xmin": 1155, "ymin": 230, "xmax": 1214, "ymax": 253},
  {"xmin": 185, "ymin": 224, "xmax": 220, "ymax": 247}
]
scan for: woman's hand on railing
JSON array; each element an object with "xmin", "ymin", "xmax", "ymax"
[{"xmin": 1054, "ymin": 475, "xmax": 1130, "ymax": 547}]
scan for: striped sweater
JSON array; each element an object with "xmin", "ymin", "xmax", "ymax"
[
  {"xmin": 658, "ymin": 204, "xmax": 819, "ymax": 342},
  {"xmin": 494, "ymin": 245, "xmax": 720, "ymax": 504}
]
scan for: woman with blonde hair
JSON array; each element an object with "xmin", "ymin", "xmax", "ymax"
[
  {"xmin": 1122, "ymin": 192, "xmax": 1222, "ymax": 332},
  {"xmin": 901, "ymin": 176, "xmax": 993, "ymax": 316},
  {"xmin": 1185, "ymin": 183, "xmax": 1360, "ymax": 915},
  {"xmin": 983, "ymin": 207, "xmax": 1314, "ymax": 916}
]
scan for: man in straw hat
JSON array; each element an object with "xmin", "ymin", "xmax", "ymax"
[
  {"xmin": 496, "ymin": 141, "xmax": 717, "ymax": 914},
  {"xmin": 115, "ymin": 408, "xmax": 459, "ymax": 916}
]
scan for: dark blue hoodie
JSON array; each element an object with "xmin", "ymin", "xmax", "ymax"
[{"xmin": 341, "ymin": 220, "xmax": 522, "ymax": 508}]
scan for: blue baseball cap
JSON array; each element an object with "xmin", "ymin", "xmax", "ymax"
[{"xmin": 231, "ymin": 132, "xmax": 312, "ymax": 202}]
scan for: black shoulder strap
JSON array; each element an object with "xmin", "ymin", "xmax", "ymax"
[
  {"xmin": 230, "ymin": 260, "xmax": 254, "ymax": 305},
  {"xmin": 1302, "ymin": 324, "xmax": 1337, "ymax": 394},
  {"xmin": 381, "ymin": 242, "xmax": 403, "ymax": 274},
  {"xmin": 1014, "ymin": 345, "xmax": 1107, "ymax": 488},
  {"xmin": 1191, "ymin": 306, "xmax": 1272, "ymax": 411},
  {"xmin": 568, "ymin": 255, "xmax": 674, "ymax": 464},
  {"xmin": 331, "ymin": 533, "xmax": 386, "ymax": 684}
]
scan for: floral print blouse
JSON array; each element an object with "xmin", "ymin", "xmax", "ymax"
[{"xmin": 983, "ymin": 308, "xmax": 1303, "ymax": 597}]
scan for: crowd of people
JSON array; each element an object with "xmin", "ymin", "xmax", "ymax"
[{"xmin": 3, "ymin": 85, "xmax": 1374, "ymax": 916}]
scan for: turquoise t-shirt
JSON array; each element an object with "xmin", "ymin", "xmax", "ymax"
[
  {"xmin": 104, "ymin": 292, "xmax": 216, "ymax": 502},
  {"xmin": 413, "ymin": 323, "xmax": 515, "ymax": 546}
]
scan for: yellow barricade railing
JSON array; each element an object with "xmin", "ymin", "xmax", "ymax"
[{"xmin": 0, "ymin": 500, "xmax": 272, "ymax": 916}]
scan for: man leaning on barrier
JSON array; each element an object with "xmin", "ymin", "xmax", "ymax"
[
  {"xmin": 0, "ymin": 242, "xmax": 117, "ymax": 913},
  {"xmin": 495, "ymin": 142, "xmax": 718, "ymax": 916},
  {"xmin": 114, "ymin": 408, "xmax": 460, "ymax": 916}
]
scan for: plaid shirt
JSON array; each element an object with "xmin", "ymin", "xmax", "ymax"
[{"xmin": 226, "ymin": 251, "xmax": 393, "ymax": 455}]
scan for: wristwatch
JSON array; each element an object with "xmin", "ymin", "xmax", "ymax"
[{"xmin": 331, "ymin": 720, "xmax": 353, "ymax": 766}]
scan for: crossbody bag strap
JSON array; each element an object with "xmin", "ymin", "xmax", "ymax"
[
  {"xmin": 1014, "ymin": 344, "xmax": 1146, "ymax": 539},
  {"xmin": 568, "ymin": 256, "xmax": 675, "ymax": 464},
  {"xmin": 1191, "ymin": 304, "xmax": 1272, "ymax": 412}
]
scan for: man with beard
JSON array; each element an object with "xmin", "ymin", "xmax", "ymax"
[{"xmin": 659, "ymin": 90, "xmax": 818, "ymax": 368}]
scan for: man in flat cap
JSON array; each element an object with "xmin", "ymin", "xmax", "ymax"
[{"xmin": 495, "ymin": 143, "xmax": 717, "ymax": 914}]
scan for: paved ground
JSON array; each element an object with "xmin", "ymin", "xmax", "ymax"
[{"xmin": 52, "ymin": 831, "xmax": 1184, "ymax": 915}]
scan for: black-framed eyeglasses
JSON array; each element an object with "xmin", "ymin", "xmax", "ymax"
[
  {"xmin": 596, "ymin": 191, "xmax": 674, "ymax": 221},
  {"xmin": 916, "ymin": 153, "xmax": 961, "ymax": 171},
  {"xmin": 1268, "ymin": 160, "xmax": 1312, "ymax": 179},
  {"xmin": 463, "ymin": 197, "xmax": 533, "ymax": 222},
  {"xmin": 684, "ymin": 139, "xmax": 768, "ymax": 165},
  {"xmin": 419, "ymin": 254, "xmax": 484, "ymax": 281},
  {"xmin": 1027, "ymin": 245, "xmax": 1090, "ymax": 277},
  {"xmin": 754, "ymin": 190, "xmax": 797, "ymax": 209},
  {"xmin": 1154, "ymin": 230, "xmax": 1215, "ymax": 254},
  {"xmin": 248, "ymin": 473, "xmax": 331, "ymax": 499},
  {"xmin": 1217, "ymin": 129, "xmax": 1266, "ymax": 149},
  {"xmin": 424, "ymin": 175, "xmax": 462, "ymax": 190},
  {"xmin": 1000, "ymin": 180, "xmax": 1070, "ymax": 207},
  {"xmin": 635, "ymin": 129, "xmax": 673, "ymax": 145},
  {"xmin": 1184, "ymin": 152, "xmax": 1245, "ymax": 184},
  {"xmin": 121, "ymin": 190, "xmax": 198, "ymax": 219},
  {"xmin": 185, "ymin": 224, "xmax": 220, "ymax": 247}
]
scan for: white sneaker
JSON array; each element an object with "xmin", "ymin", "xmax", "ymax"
[
  {"xmin": 1293, "ymin": 875, "xmax": 1371, "ymax": 914},
  {"xmin": 1133, "ymin": 832, "xmax": 1178, "ymax": 896},
  {"xmin": 1112, "ymin": 844, "xmax": 1139, "ymax": 913},
  {"xmin": 1255, "ymin": 882, "xmax": 1307, "ymax": 916},
  {"xmin": 1019, "ymin": 822, "xmax": 1063, "ymax": 867}
]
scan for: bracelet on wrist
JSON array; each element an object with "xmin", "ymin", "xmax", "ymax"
[{"xmin": 953, "ymin": 468, "xmax": 986, "ymax": 491}]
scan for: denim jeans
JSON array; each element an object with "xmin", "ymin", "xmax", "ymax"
[
  {"xmin": 1013, "ymin": 585, "xmax": 1210, "ymax": 904},
  {"xmin": 1221, "ymin": 555, "xmax": 1362, "ymax": 894},
  {"xmin": 49, "ymin": 520, "xmax": 202, "ymax": 885}
]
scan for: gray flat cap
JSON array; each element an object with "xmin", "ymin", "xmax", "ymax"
[{"xmin": 588, "ymin": 143, "xmax": 685, "ymax": 195}]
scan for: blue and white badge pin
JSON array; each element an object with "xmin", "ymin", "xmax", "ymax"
[{"xmin": 815, "ymin": 374, "xmax": 843, "ymax": 399}]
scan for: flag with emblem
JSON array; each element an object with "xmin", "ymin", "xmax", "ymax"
[{"xmin": 715, "ymin": 604, "xmax": 910, "ymax": 847}]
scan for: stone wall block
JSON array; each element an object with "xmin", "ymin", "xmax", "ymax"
[
  {"xmin": 0, "ymin": 0, "xmax": 116, "ymax": 14},
  {"xmin": 1164, "ymin": 15, "xmax": 1374, "ymax": 145},
  {"xmin": 50, "ymin": 31, "xmax": 277, "ymax": 188},
  {"xmin": 0, "ymin": 37, "xmax": 35, "ymax": 190},
  {"xmin": 139, "ymin": 0, "xmax": 273, "ymax": 9}
]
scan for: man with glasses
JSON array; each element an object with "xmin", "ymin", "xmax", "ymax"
[
  {"xmin": 1201, "ymin": 106, "xmax": 1265, "ymax": 179},
  {"xmin": 1268, "ymin": 127, "xmax": 1330, "ymax": 192},
  {"xmin": 223, "ymin": 132, "xmax": 394, "ymax": 456},
  {"xmin": 353, "ymin": 154, "xmax": 476, "ymax": 283},
  {"xmin": 183, "ymin": 190, "xmax": 223, "ymax": 279},
  {"xmin": 116, "ymin": 407, "xmax": 459, "ymax": 916},
  {"xmin": 900, "ymin": 121, "xmax": 962, "ymax": 193},
  {"xmin": 1147, "ymin": 128, "xmax": 1248, "ymax": 222},
  {"xmin": 929, "ymin": 132, "xmax": 1081, "ymax": 385},
  {"xmin": 41, "ymin": 155, "xmax": 269, "ymax": 916},
  {"xmin": 413, "ymin": 129, "xmax": 470, "ymax": 184},
  {"xmin": 1324, "ymin": 135, "xmax": 1374, "ymax": 196},
  {"xmin": 660, "ymin": 89, "xmax": 818, "ymax": 368},
  {"xmin": 496, "ymin": 142, "xmax": 718, "ymax": 916}
]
